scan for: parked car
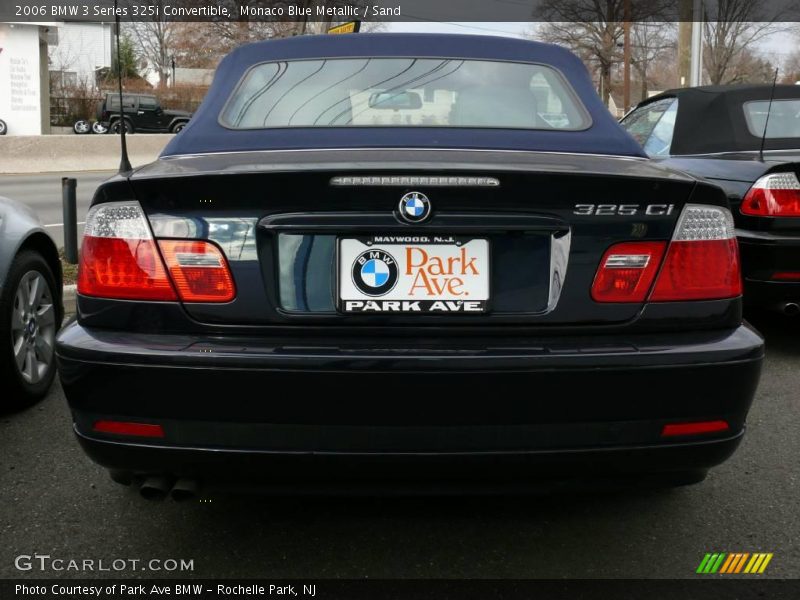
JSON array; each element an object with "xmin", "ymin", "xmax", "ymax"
[
  {"xmin": 0, "ymin": 118, "xmax": 7, "ymax": 135},
  {"xmin": 621, "ymin": 85, "xmax": 800, "ymax": 314},
  {"xmin": 56, "ymin": 34, "xmax": 763, "ymax": 500},
  {"xmin": 95, "ymin": 93, "xmax": 191, "ymax": 134},
  {"xmin": 0, "ymin": 196, "xmax": 63, "ymax": 410}
]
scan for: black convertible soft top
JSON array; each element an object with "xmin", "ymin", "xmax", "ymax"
[{"xmin": 640, "ymin": 84, "xmax": 800, "ymax": 155}]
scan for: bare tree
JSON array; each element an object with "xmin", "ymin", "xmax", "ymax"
[
  {"xmin": 702, "ymin": 0, "xmax": 787, "ymax": 85},
  {"xmin": 777, "ymin": 25, "xmax": 800, "ymax": 84},
  {"xmin": 128, "ymin": 1, "xmax": 178, "ymax": 89},
  {"xmin": 630, "ymin": 22, "xmax": 676, "ymax": 101},
  {"xmin": 535, "ymin": 0, "xmax": 672, "ymax": 105},
  {"xmin": 168, "ymin": 0, "xmax": 383, "ymax": 69}
]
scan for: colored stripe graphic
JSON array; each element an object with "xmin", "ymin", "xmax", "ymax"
[
  {"xmin": 697, "ymin": 554, "xmax": 713, "ymax": 574},
  {"xmin": 734, "ymin": 553, "xmax": 750, "ymax": 573},
  {"xmin": 719, "ymin": 554, "xmax": 736, "ymax": 574},
  {"xmin": 698, "ymin": 553, "xmax": 727, "ymax": 573},
  {"xmin": 720, "ymin": 553, "xmax": 749, "ymax": 573},
  {"xmin": 699, "ymin": 553, "xmax": 773, "ymax": 574},
  {"xmin": 710, "ymin": 553, "xmax": 726, "ymax": 573}
]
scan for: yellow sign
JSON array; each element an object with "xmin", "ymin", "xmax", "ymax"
[{"xmin": 328, "ymin": 21, "xmax": 361, "ymax": 35}]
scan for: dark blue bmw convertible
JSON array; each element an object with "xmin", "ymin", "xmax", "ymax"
[{"xmin": 56, "ymin": 34, "xmax": 764, "ymax": 499}]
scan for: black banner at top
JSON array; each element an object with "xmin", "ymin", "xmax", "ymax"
[{"xmin": 2, "ymin": 0, "xmax": 800, "ymax": 23}]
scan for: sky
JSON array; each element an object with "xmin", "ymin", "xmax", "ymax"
[{"xmin": 385, "ymin": 21, "xmax": 795, "ymax": 61}]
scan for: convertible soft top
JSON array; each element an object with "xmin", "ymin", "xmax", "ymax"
[
  {"xmin": 161, "ymin": 33, "xmax": 644, "ymax": 158},
  {"xmin": 642, "ymin": 84, "xmax": 800, "ymax": 155}
]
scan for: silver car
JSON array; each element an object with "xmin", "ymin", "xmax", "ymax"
[{"xmin": 0, "ymin": 196, "xmax": 63, "ymax": 409}]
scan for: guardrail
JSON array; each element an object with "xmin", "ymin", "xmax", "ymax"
[{"xmin": 0, "ymin": 135, "xmax": 174, "ymax": 174}]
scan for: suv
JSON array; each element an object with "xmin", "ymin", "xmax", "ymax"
[{"xmin": 96, "ymin": 93, "xmax": 191, "ymax": 134}]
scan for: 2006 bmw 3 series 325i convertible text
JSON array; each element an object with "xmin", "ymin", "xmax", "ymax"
[{"xmin": 56, "ymin": 34, "xmax": 764, "ymax": 498}]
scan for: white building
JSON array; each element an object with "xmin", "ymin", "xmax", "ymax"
[
  {"xmin": 0, "ymin": 22, "xmax": 52, "ymax": 135},
  {"xmin": 48, "ymin": 21, "xmax": 113, "ymax": 89}
]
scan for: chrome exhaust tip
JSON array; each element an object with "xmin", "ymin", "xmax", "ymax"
[
  {"xmin": 170, "ymin": 478, "xmax": 200, "ymax": 502},
  {"xmin": 139, "ymin": 475, "xmax": 173, "ymax": 501}
]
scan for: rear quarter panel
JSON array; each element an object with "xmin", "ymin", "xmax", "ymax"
[{"xmin": 0, "ymin": 196, "xmax": 50, "ymax": 289}]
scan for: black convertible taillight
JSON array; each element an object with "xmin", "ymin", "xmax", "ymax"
[{"xmin": 741, "ymin": 172, "xmax": 800, "ymax": 217}]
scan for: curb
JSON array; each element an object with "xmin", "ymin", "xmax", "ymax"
[{"xmin": 63, "ymin": 284, "xmax": 77, "ymax": 316}]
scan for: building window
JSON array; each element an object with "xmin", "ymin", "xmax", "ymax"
[{"xmin": 51, "ymin": 70, "xmax": 78, "ymax": 89}]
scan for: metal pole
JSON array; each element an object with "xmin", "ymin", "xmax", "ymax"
[
  {"xmin": 623, "ymin": 0, "xmax": 631, "ymax": 112},
  {"xmin": 689, "ymin": 0, "xmax": 704, "ymax": 87},
  {"xmin": 62, "ymin": 177, "xmax": 79, "ymax": 265}
]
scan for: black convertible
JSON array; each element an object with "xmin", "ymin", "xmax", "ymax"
[
  {"xmin": 56, "ymin": 35, "xmax": 763, "ymax": 499},
  {"xmin": 622, "ymin": 84, "xmax": 800, "ymax": 314}
]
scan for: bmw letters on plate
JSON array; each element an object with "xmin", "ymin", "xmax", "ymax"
[{"xmin": 338, "ymin": 236, "xmax": 490, "ymax": 313}]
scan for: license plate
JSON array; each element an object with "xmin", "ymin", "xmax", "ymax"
[{"xmin": 338, "ymin": 236, "xmax": 490, "ymax": 313}]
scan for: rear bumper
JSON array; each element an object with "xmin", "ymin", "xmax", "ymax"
[
  {"xmin": 738, "ymin": 229, "xmax": 800, "ymax": 308},
  {"xmin": 56, "ymin": 322, "xmax": 764, "ymax": 485}
]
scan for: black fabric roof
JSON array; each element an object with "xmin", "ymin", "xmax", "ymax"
[{"xmin": 639, "ymin": 84, "xmax": 800, "ymax": 155}]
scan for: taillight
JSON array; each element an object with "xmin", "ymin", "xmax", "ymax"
[
  {"xmin": 78, "ymin": 202, "xmax": 177, "ymax": 301},
  {"xmin": 650, "ymin": 204, "xmax": 742, "ymax": 301},
  {"xmin": 158, "ymin": 240, "xmax": 236, "ymax": 302},
  {"xmin": 591, "ymin": 204, "xmax": 741, "ymax": 304},
  {"xmin": 741, "ymin": 172, "xmax": 800, "ymax": 216},
  {"xmin": 591, "ymin": 241, "xmax": 666, "ymax": 302},
  {"xmin": 78, "ymin": 201, "xmax": 235, "ymax": 303}
]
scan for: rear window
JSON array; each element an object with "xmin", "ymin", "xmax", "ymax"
[
  {"xmin": 744, "ymin": 99, "xmax": 800, "ymax": 139},
  {"xmin": 220, "ymin": 58, "xmax": 591, "ymax": 131}
]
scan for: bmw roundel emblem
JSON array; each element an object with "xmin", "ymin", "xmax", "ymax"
[
  {"xmin": 398, "ymin": 191, "xmax": 431, "ymax": 223},
  {"xmin": 351, "ymin": 249, "xmax": 399, "ymax": 297}
]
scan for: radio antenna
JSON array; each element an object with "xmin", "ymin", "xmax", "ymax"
[
  {"xmin": 759, "ymin": 68, "xmax": 779, "ymax": 163},
  {"xmin": 114, "ymin": 0, "xmax": 132, "ymax": 175}
]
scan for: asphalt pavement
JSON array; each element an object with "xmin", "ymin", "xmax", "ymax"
[
  {"xmin": 0, "ymin": 312, "xmax": 797, "ymax": 580},
  {"xmin": 0, "ymin": 171, "xmax": 113, "ymax": 247}
]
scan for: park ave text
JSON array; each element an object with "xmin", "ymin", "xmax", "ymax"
[{"xmin": 16, "ymin": 584, "xmax": 316, "ymax": 597}]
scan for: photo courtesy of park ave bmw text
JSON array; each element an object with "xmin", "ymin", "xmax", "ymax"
[{"xmin": 0, "ymin": 1, "xmax": 799, "ymax": 599}]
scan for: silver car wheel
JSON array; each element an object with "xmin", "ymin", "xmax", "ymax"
[
  {"xmin": 74, "ymin": 120, "xmax": 90, "ymax": 134},
  {"xmin": 92, "ymin": 121, "xmax": 108, "ymax": 134},
  {"xmin": 11, "ymin": 271, "xmax": 56, "ymax": 384}
]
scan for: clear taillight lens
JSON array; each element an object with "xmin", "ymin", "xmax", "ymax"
[{"xmin": 741, "ymin": 172, "xmax": 800, "ymax": 216}]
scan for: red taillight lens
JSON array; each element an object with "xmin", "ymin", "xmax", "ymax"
[
  {"xmin": 591, "ymin": 241, "xmax": 666, "ymax": 302},
  {"xmin": 93, "ymin": 420, "xmax": 165, "ymax": 438},
  {"xmin": 650, "ymin": 239, "xmax": 742, "ymax": 301},
  {"xmin": 78, "ymin": 202, "xmax": 176, "ymax": 301},
  {"xmin": 78, "ymin": 201, "xmax": 236, "ymax": 303},
  {"xmin": 661, "ymin": 420, "xmax": 729, "ymax": 437},
  {"xmin": 741, "ymin": 172, "xmax": 800, "ymax": 216},
  {"xmin": 591, "ymin": 205, "xmax": 742, "ymax": 303},
  {"xmin": 158, "ymin": 240, "xmax": 236, "ymax": 303}
]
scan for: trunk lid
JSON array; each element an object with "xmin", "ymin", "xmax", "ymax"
[{"xmin": 128, "ymin": 149, "xmax": 698, "ymax": 328}]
